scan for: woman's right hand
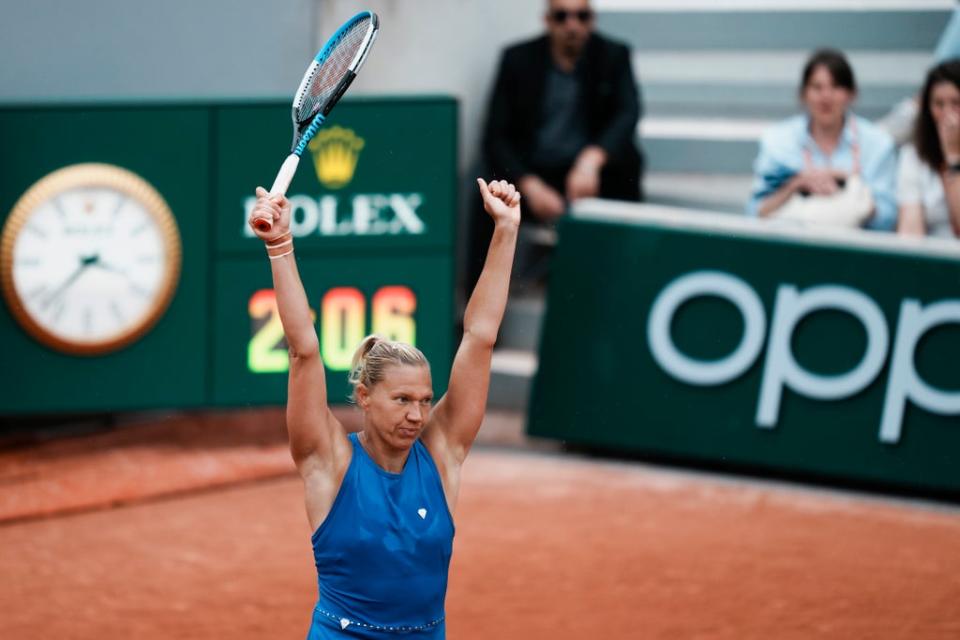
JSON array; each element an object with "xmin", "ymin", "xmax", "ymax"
[
  {"xmin": 792, "ymin": 168, "xmax": 848, "ymax": 196},
  {"xmin": 248, "ymin": 187, "xmax": 292, "ymax": 242}
]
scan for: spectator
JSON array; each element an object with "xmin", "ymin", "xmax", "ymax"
[
  {"xmin": 467, "ymin": 0, "xmax": 642, "ymax": 290},
  {"xmin": 897, "ymin": 60, "xmax": 960, "ymax": 238},
  {"xmin": 747, "ymin": 49, "xmax": 897, "ymax": 231},
  {"xmin": 879, "ymin": 2, "xmax": 960, "ymax": 144}
]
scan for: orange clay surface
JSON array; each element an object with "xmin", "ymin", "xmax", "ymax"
[{"xmin": 1, "ymin": 409, "xmax": 959, "ymax": 640}]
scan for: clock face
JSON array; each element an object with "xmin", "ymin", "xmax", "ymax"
[{"xmin": 1, "ymin": 164, "xmax": 181, "ymax": 355}]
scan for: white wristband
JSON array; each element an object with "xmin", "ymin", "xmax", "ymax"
[
  {"xmin": 268, "ymin": 248, "xmax": 294, "ymax": 260},
  {"xmin": 266, "ymin": 238, "xmax": 293, "ymax": 250}
]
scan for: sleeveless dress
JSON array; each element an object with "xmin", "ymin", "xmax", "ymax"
[{"xmin": 306, "ymin": 432, "xmax": 455, "ymax": 639}]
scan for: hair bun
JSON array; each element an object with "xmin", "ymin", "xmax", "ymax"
[
  {"xmin": 348, "ymin": 334, "xmax": 383, "ymax": 388},
  {"xmin": 359, "ymin": 334, "xmax": 381, "ymax": 358},
  {"xmin": 347, "ymin": 335, "xmax": 429, "ymax": 403}
]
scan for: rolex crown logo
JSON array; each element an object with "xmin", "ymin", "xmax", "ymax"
[{"xmin": 308, "ymin": 126, "xmax": 365, "ymax": 189}]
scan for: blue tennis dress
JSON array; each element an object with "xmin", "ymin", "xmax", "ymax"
[{"xmin": 306, "ymin": 432, "xmax": 455, "ymax": 639}]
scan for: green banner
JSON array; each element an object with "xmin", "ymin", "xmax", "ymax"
[
  {"xmin": 0, "ymin": 106, "xmax": 211, "ymax": 412},
  {"xmin": 216, "ymin": 99, "xmax": 456, "ymax": 255},
  {"xmin": 0, "ymin": 98, "xmax": 456, "ymax": 415},
  {"xmin": 529, "ymin": 204, "xmax": 960, "ymax": 493}
]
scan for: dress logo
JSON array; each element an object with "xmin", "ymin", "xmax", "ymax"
[{"xmin": 417, "ymin": 508, "xmax": 427, "ymax": 519}]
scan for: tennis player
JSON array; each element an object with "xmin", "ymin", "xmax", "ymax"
[{"xmin": 249, "ymin": 178, "xmax": 520, "ymax": 638}]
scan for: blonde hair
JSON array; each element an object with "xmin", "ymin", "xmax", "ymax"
[{"xmin": 348, "ymin": 335, "xmax": 429, "ymax": 402}]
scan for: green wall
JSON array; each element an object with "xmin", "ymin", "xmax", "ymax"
[
  {"xmin": 529, "ymin": 211, "xmax": 960, "ymax": 494},
  {"xmin": 0, "ymin": 98, "xmax": 456, "ymax": 413}
]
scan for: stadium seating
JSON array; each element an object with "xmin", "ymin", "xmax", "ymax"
[
  {"xmin": 489, "ymin": 1, "xmax": 953, "ymax": 410},
  {"xmin": 599, "ymin": 1, "xmax": 949, "ymax": 212}
]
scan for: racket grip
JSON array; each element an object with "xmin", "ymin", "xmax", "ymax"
[
  {"xmin": 271, "ymin": 154, "xmax": 301, "ymax": 196},
  {"xmin": 254, "ymin": 155, "xmax": 302, "ymax": 232}
]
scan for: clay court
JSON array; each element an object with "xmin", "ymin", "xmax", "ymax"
[{"xmin": 1, "ymin": 409, "xmax": 959, "ymax": 640}]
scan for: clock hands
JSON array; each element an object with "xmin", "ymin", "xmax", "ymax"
[
  {"xmin": 89, "ymin": 254, "xmax": 128, "ymax": 276},
  {"xmin": 39, "ymin": 253, "xmax": 129, "ymax": 312},
  {"xmin": 3, "ymin": 165, "xmax": 179, "ymax": 356},
  {"xmin": 40, "ymin": 256, "xmax": 96, "ymax": 310}
]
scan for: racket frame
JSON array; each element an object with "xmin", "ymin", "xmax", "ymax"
[
  {"xmin": 289, "ymin": 10, "xmax": 379, "ymax": 157},
  {"xmin": 257, "ymin": 11, "xmax": 379, "ymax": 231}
]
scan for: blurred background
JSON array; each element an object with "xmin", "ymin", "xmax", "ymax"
[
  {"xmin": 4, "ymin": 0, "xmax": 955, "ymax": 482},
  {"xmin": 1, "ymin": 1, "xmax": 959, "ymax": 638}
]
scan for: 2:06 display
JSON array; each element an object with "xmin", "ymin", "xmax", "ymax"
[{"xmin": 248, "ymin": 285, "xmax": 416, "ymax": 373}]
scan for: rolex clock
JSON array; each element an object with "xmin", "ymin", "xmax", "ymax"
[{"xmin": 0, "ymin": 163, "xmax": 182, "ymax": 356}]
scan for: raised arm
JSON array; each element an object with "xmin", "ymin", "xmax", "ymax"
[
  {"xmin": 249, "ymin": 188, "xmax": 345, "ymax": 471},
  {"xmin": 428, "ymin": 179, "xmax": 519, "ymax": 464}
]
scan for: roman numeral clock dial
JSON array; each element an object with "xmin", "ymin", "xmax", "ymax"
[{"xmin": 1, "ymin": 164, "xmax": 181, "ymax": 355}]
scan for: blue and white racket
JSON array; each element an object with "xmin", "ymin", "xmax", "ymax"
[{"xmin": 254, "ymin": 10, "xmax": 379, "ymax": 232}]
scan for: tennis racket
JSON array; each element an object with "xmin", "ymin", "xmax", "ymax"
[{"xmin": 253, "ymin": 10, "xmax": 380, "ymax": 232}]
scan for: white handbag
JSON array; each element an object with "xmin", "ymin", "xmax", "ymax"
[
  {"xmin": 773, "ymin": 119, "xmax": 874, "ymax": 229},
  {"xmin": 775, "ymin": 174, "xmax": 874, "ymax": 228}
]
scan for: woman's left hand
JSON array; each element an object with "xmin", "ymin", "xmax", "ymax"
[{"xmin": 477, "ymin": 178, "xmax": 521, "ymax": 227}]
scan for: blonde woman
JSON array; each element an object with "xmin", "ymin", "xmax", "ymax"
[{"xmin": 248, "ymin": 178, "xmax": 520, "ymax": 639}]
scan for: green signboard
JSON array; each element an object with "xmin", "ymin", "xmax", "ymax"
[
  {"xmin": 215, "ymin": 100, "xmax": 456, "ymax": 254},
  {"xmin": 0, "ymin": 106, "xmax": 211, "ymax": 412},
  {"xmin": 529, "ymin": 203, "xmax": 960, "ymax": 494},
  {"xmin": 0, "ymin": 98, "xmax": 456, "ymax": 415},
  {"xmin": 211, "ymin": 99, "xmax": 456, "ymax": 407}
]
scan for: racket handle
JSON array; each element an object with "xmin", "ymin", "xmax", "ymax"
[
  {"xmin": 270, "ymin": 154, "xmax": 301, "ymax": 196},
  {"xmin": 254, "ymin": 154, "xmax": 302, "ymax": 232}
]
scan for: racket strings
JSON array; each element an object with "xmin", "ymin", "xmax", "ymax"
[{"xmin": 296, "ymin": 19, "xmax": 372, "ymax": 125}]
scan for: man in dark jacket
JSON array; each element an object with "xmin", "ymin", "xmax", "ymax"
[{"xmin": 467, "ymin": 0, "xmax": 643, "ymax": 290}]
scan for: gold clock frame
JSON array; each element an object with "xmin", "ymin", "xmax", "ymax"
[{"xmin": 0, "ymin": 163, "xmax": 182, "ymax": 356}]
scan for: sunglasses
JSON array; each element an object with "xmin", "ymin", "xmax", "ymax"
[{"xmin": 550, "ymin": 9, "xmax": 593, "ymax": 23}]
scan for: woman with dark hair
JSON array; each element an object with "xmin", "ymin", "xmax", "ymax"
[
  {"xmin": 747, "ymin": 48, "xmax": 897, "ymax": 230},
  {"xmin": 897, "ymin": 59, "xmax": 960, "ymax": 238}
]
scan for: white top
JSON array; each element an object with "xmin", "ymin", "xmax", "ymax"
[{"xmin": 897, "ymin": 144, "xmax": 956, "ymax": 238}]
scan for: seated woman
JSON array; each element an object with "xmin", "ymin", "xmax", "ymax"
[
  {"xmin": 897, "ymin": 59, "xmax": 960, "ymax": 238},
  {"xmin": 747, "ymin": 49, "xmax": 897, "ymax": 230}
]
